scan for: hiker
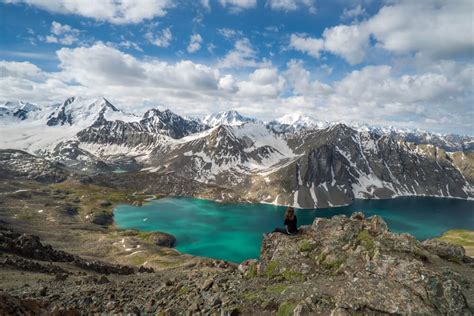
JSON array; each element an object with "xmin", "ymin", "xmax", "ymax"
[{"xmin": 272, "ymin": 207, "xmax": 298, "ymax": 235}]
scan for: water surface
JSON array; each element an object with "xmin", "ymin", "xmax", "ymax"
[{"xmin": 114, "ymin": 197, "xmax": 474, "ymax": 263}]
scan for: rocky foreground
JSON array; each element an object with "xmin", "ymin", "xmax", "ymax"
[{"xmin": 1, "ymin": 212, "xmax": 473, "ymax": 315}]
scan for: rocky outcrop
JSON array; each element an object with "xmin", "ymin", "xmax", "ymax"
[
  {"xmin": 0, "ymin": 149, "xmax": 67, "ymax": 183},
  {"xmin": 146, "ymin": 232, "xmax": 177, "ymax": 248},
  {"xmin": 89, "ymin": 211, "xmax": 113, "ymax": 226},
  {"xmin": 0, "ymin": 211, "xmax": 472, "ymax": 314},
  {"xmin": 421, "ymin": 239, "xmax": 467, "ymax": 263},
  {"xmin": 0, "ymin": 231, "xmax": 150, "ymax": 275},
  {"xmin": 251, "ymin": 212, "xmax": 472, "ymax": 314}
]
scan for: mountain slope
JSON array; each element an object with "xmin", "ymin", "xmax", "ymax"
[{"xmin": 0, "ymin": 97, "xmax": 472, "ymax": 208}]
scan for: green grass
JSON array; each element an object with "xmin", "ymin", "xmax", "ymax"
[
  {"xmin": 51, "ymin": 181, "xmax": 153, "ymax": 220},
  {"xmin": 128, "ymin": 255, "xmax": 147, "ymax": 266},
  {"xmin": 277, "ymin": 301, "xmax": 296, "ymax": 316},
  {"xmin": 177, "ymin": 286, "xmax": 191, "ymax": 296},
  {"xmin": 281, "ymin": 270, "xmax": 304, "ymax": 282},
  {"xmin": 299, "ymin": 241, "xmax": 315, "ymax": 252},
  {"xmin": 315, "ymin": 252, "xmax": 326, "ymax": 263},
  {"xmin": 266, "ymin": 284, "xmax": 287, "ymax": 294},
  {"xmin": 246, "ymin": 264, "xmax": 258, "ymax": 278},
  {"xmin": 15, "ymin": 214, "xmax": 34, "ymax": 221},
  {"xmin": 357, "ymin": 230, "xmax": 375, "ymax": 258},
  {"xmin": 241, "ymin": 291, "xmax": 262, "ymax": 303},
  {"xmin": 321, "ymin": 257, "xmax": 345, "ymax": 271},
  {"xmin": 438, "ymin": 229, "xmax": 474, "ymax": 247},
  {"xmin": 265, "ymin": 261, "xmax": 280, "ymax": 278}
]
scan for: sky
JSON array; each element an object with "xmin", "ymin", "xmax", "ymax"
[{"xmin": 0, "ymin": 0, "xmax": 473, "ymax": 134}]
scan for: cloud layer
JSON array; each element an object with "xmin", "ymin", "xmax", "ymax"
[
  {"xmin": 289, "ymin": 0, "xmax": 474, "ymax": 65},
  {"xmin": 1, "ymin": 42, "xmax": 472, "ymax": 133},
  {"xmin": 6, "ymin": 0, "xmax": 173, "ymax": 24}
]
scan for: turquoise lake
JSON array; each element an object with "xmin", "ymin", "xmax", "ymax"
[{"xmin": 114, "ymin": 197, "xmax": 474, "ymax": 263}]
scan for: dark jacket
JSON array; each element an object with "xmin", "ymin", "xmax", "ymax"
[{"xmin": 284, "ymin": 216, "xmax": 297, "ymax": 234}]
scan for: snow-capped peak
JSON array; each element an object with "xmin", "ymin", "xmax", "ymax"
[
  {"xmin": 202, "ymin": 110, "xmax": 258, "ymax": 127},
  {"xmin": 0, "ymin": 100, "xmax": 43, "ymax": 121},
  {"xmin": 46, "ymin": 96, "xmax": 140, "ymax": 127},
  {"xmin": 276, "ymin": 112, "xmax": 316, "ymax": 127},
  {"xmin": 269, "ymin": 112, "xmax": 329, "ymax": 132}
]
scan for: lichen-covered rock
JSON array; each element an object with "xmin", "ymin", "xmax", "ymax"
[
  {"xmin": 258, "ymin": 212, "xmax": 471, "ymax": 315},
  {"xmin": 421, "ymin": 239, "xmax": 466, "ymax": 263}
]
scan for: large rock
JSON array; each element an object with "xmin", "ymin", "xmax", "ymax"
[
  {"xmin": 257, "ymin": 213, "xmax": 471, "ymax": 315},
  {"xmin": 421, "ymin": 239, "xmax": 466, "ymax": 263},
  {"xmin": 148, "ymin": 232, "xmax": 176, "ymax": 248},
  {"xmin": 89, "ymin": 211, "xmax": 113, "ymax": 226}
]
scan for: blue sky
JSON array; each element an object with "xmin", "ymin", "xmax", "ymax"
[{"xmin": 0, "ymin": 0, "xmax": 473, "ymax": 134}]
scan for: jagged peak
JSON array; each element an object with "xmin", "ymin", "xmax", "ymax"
[
  {"xmin": 202, "ymin": 109, "xmax": 257, "ymax": 127},
  {"xmin": 143, "ymin": 108, "xmax": 183, "ymax": 121}
]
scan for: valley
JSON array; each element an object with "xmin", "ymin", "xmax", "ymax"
[{"xmin": 1, "ymin": 97, "xmax": 473, "ymax": 314}]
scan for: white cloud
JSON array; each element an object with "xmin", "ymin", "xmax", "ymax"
[
  {"xmin": 320, "ymin": 64, "xmax": 333, "ymax": 75},
  {"xmin": 267, "ymin": 0, "xmax": 315, "ymax": 13},
  {"xmin": 55, "ymin": 43, "xmax": 220, "ymax": 90},
  {"xmin": 322, "ymin": 24, "xmax": 369, "ymax": 65},
  {"xmin": 218, "ymin": 38, "xmax": 271, "ymax": 68},
  {"xmin": 237, "ymin": 67, "xmax": 285, "ymax": 97},
  {"xmin": 200, "ymin": 0, "xmax": 210, "ymax": 10},
  {"xmin": 117, "ymin": 40, "xmax": 143, "ymax": 52},
  {"xmin": 289, "ymin": 0, "xmax": 474, "ymax": 65},
  {"xmin": 284, "ymin": 59, "xmax": 332, "ymax": 97},
  {"xmin": 43, "ymin": 21, "xmax": 80, "ymax": 45},
  {"xmin": 341, "ymin": 5, "xmax": 366, "ymax": 20},
  {"xmin": 145, "ymin": 27, "xmax": 172, "ymax": 48},
  {"xmin": 289, "ymin": 33, "xmax": 324, "ymax": 58},
  {"xmin": 366, "ymin": 0, "xmax": 473, "ymax": 59},
  {"xmin": 187, "ymin": 34, "xmax": 203, "ymax": 53},
  {"xmin": 6, "ymin": 0, "xmax": 173, "ymax": 24},
  {"xmin": 218, "ymin": 28, "xmax": 243, "ymax": 39},
  {"xmin": 0, "ymin": 60, "xmax": 45, "ymax": 80},
  {"xmin": 218, "ymin": 74, "xmax": 237, "ymax": 92},
  {"xmin": 1, "ymin": 44, "xmax": 472, "ymax": 133},
  {"xmin": 218, "ymin": 0, "xmax": 256, "ymax": 12},
  {"xmin": 285, "ymin": 59, "xmax": 473, "ymax": 132}
]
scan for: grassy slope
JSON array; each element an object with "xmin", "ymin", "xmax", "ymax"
[{"xmin": 438, "ymin": 229, "xmax": 474, "ymax": 257}]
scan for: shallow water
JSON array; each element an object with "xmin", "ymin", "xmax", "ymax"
[{"xmin": 114, "ymin": 197, "xmax": 474, "ymax": 263}]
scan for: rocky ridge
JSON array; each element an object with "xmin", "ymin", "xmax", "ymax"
[
  {"xmin": 1, "ymin": 213, "xmax": 473, "ymax": 314},
  {"xmin": 0, "ymin": 97, "xmax": 473, "ymax": 208}
]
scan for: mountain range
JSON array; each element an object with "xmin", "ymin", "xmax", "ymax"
[{"xmin": 1, "ymin": 96, "xmax": 473, "ymax": 208}]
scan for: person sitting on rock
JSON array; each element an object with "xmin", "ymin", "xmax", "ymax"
[{"xmin": 271, "ymin": 207, "xmax": 298, "ymax": 235}]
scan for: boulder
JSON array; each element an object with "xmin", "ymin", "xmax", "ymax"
[
  {"xmin": 421, "ymin": 239, "xmax": 466, "ymax": 263},
  {"xmin": 147, "ymin": 232, "xmax": 176, "ymax": 248},
  {"xmin": 238, "ymin": 259, "xmax": 258, "ymax": 274},
  {"xmin": 63, "ymin": 204, "xmax": 79, "ymax": 215},
  {"xmin": 90, "ymin": 211, "xmax": 113, "ymax": 226},
  {"xmin": 99, "ymin": 200, "xmax": 112, "ymax": 207}
]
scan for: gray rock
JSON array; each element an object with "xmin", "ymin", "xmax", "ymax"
[
  {"xmin": 201, "ymin": 278, "xmax": 214, "ymax": 291},
  {"xmin": 258, "ymin": 213, "xmax": 471, "ymax": 315},
  {"xmin": 421, "ymin": 239, "xmax": 466, "ymax": 263}
]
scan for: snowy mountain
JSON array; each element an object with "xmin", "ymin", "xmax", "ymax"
[
  {"xmin": 201, "ymin": 110, "xmax": 259, "ymax": 127},
  {"xmin": 267, "ymin": 112, "xmax": 330, "ymax": 133},
  {"xmin": 0, "ymin": 96, "xmax": 473, "ymax": 208},
  {"xmin": 0, "ymin": 101, "xmax": 44, "ymax": 121}
]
